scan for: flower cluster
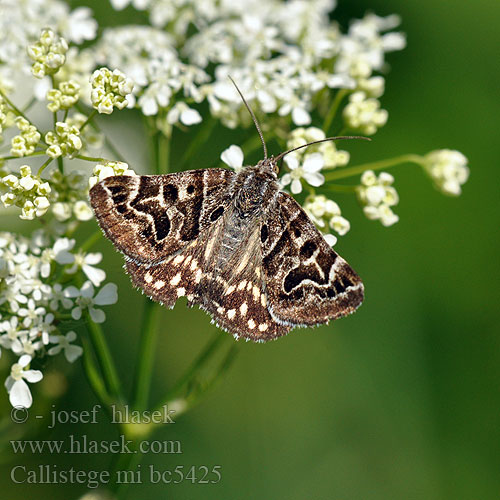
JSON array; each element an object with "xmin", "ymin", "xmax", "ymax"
[
  {"xmin": 88, "ymin": 160, "xmax": 137, "ymax": 189},
  {"xmin": 90, "ymin": 3, "xmax": 405, "ymax": 130},
  {"xmin": 304, "ymin": 195, "xmax": 350, "ymax": 246},
  {"xmin": 0, "ymin": 94, "xmax": 9, "ymax": 135},
  {"xmin": 1, "ymin": 166, "xmax": 51, "ymax": 220},
  {"xmin": 90, "ymin": 67, "xmax": 134, "ymax": 115},
  {"xmin": 343, "ymin": 92, "xmax": 388, "ymax": 135},
  {"xmin": 27, "ymin": 28, "xmax": 69, "ymax": 79},
  {"xmin": 0, "ymin": 231, "xmax": 117, "ymax": 407},
  {"xmin": 45, "ymin": 121, "xmax": 83, "ymax": 159},
  {"xmin": 423, "ymin": 149, "xmax": 469, "ymax": 196},
  {"xmin": 10, "ymin": 117, "xmax": 41, "ymax": 157},
  {"xmin": 46, "ymin": 80, "xmax": 80, "ymax": 112},
  {"xmin": 357, "ymin": 170, "xmax": 399, "ymax": 226}
]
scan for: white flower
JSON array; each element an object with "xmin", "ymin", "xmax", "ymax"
[
  {"xmin": 18, "ymin": 299, "xmax": 46, "ymax": 328},
  {"xmin": 280, "ymin": 153, "xmax": 325, "ymax": 194},
  {"xmin": 64, "ymin": 281, "xmax": 118, "ymax": 323},
  {"xmin": 166, "ymin": 102, "xmax": 202, "ymax": 126},
  {"xmin": 64, "ymin": 7, "xmax": 98, "ymax": 44},
  {"xmin": 73, "ymin": 201, "xmax": 94, "ymax": 221},
  {"xmin": 66, "ymin": 251, "xmax": 106, "ymax": 287},
  {"xmin": 423, "ymin": 149, "xmax": 469, "ymax": 196},
  {"xmin": 5, "ymin": 354, "xmax": 43, "ymax": 408},
  {"xmin": 357, "ymin": 170, "xmax": 399, "ymax": 226},
  {"xmin": 343, "ymin": 91, "xmax": 388, "ymax": 135},
  {"xmin": 89, "ymin": 161, "xmax": 136, "ymax": 189},
  {"xmin": 220, "ymin": 145, "xmax": 245, "ymax": 172},
  {"xmin": 45, "ymin": 121, "xmax": 83, "ymax": 159},
  {"xmin": 48, "ymin": 331, "xmax": 83, "ymax": 362},
  {"xmin": 27, "ymin": 28, "xmax": 68, "ymax": 79},
  {"xmin": 39, "ymin": 238, "xmax": 75, "ymax": 278},
  {"xmin": 90, "ymin": 67, "xmax": 134, "ymax": 114},
  {"xmin": 303, "ymin": 194, "xmax": 351, "ymax": 245}
]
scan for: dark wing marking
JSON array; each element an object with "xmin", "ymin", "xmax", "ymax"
[
  {"xmin": 262, "ymin": 192, "xmax": 364, "ymax": 327},
  {"xmin": 89, "ymin": 169, "xmax": 235, "ymax": 264}
]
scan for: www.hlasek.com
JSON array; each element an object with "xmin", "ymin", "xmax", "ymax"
[{"xmin": 10, "ymin": 464, "xmax": 222, "ymax": 488}]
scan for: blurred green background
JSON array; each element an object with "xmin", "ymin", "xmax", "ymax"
[{"xmin": 1, "ymin": 0, "xmax": 499, "ymax": 499}]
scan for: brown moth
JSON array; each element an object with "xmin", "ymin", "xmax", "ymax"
[{"xmin": 89, "ymin": 83, "xmax": 365, "ymax": 342}]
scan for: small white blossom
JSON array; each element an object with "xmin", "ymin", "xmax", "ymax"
[
  {"xmin": 64, "ymin": 281, "xmax": 118, "ymax": 323},
  {"xmin": 167, "ymin": 102, "xmax": 202, "ymax": 126},
  {"xmin": 303, "ymin": 194, "xmax": 351, "ymax": 245},
  {"xmin": 5, "ymin": 354, "xmax": 43, "ymax": 408},
  {"xmin": 66, "ymin": 251, "xmax": 106, "ymax": 287},
  {"xmin": 423, "ymin": 149, "xmax": 469, "ymax": 196},
  {"xmin": 46, "ymin": 80, "xmax": 80, "ymax": 112},
  {"xmin": 220, "ymin": 145, "xmax": 245, "ymax": 173},
  {"xmin": 10, "ymin": 117, "xmax": 41, "ymax": 157},
  {"xmin": 48, "ymin": 331, "xmax": 83, "ymax": 362},
  {"xmin": 357, "ymin": 170, "xmax": 399, "ymax": 226},
  {"xmin": 90, "ymin": 67, "xmax": 134, "ymax": 114},
  {"xmin": 88, "ymin": 161, "xmax": 137, "ymax": 189},
  {"xmin": 27, "ymin": 28, "xmax": 68, "ymax": 79},
  {"xmin": 45, "ymin": 121, "xmax": 83, "ymax": 159},
  {"xmin": 280, "ymin": 153, "xmax": 325, "ymax": 194},
  {"xmin": 343, "ymin": 91, "xmax": 388, "ymax": 135}
]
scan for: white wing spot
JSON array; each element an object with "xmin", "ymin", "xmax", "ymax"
[
  {"xmin": 190, "ymin": 259, "xmax": 198, "ymax": 271},
  {"xmin": 238, "ymin": 280, "xmax": 247, "ymax": 291},
  {"xmin": 255, "ymin": 267, "xmax": 261, "ymax": 278},
  {"xmin": 261, "ymin": 294, "xmax": 267, "ymax": 307},
  {"xmin": 227, "ymin": 309, "xmax": 236, "ymax": 319},
  {"xmin": 217, "ymin": 306, "xmax": 225, "ymax": 314},
  {"xmin": 246, "ymin": 282, "xmax": 252, "ymax": 292},
  {"xmin": 252, "ymin": 286, "xmax": 260, "ymax": 301},
  {"xmin": 240, "ymin": 302, "xmax": 248, "ymax": 316},
  {"xmin": 184, "ymin": 255, "xmax": 192, "ymax": 267},
  {"xmin": 170, "ymin": 272, "xmax": 182, "ymax": 286},
  {"xmin": 154, "ymin": 280, "xmax": 165, "ymax": 289},
  {"xmin": 225, "ymin": 285, "xmax": 235, "ymax": 295},
  {"xmin": 173, "ymin": 255, "xmax": 185, "ymax": 265},
  {"xmin": 177, "ymin": 287, "xmax": 186, "ymax": 297},
  {"xmin": 195, "ymin": 268, "xmax": 202, "ymax": 284},
  {"xmin": 187, "ymin": 294, "xmax": 194, "ymax": 301},
  {"xmin": 144, "ymin": 272, "xmax": 153, "ymax": 284},
  {"xmin": 248, "ymin": 319, "xmax": 256, "ymax": 329},
  {"xmin": 258, "ymin": 323, "xmax": 268, "ymax": 332}
]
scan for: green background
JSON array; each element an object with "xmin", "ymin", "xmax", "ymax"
[{"xmin": 1, "ymin": 1, "xmax": 499, "ymax": 499}]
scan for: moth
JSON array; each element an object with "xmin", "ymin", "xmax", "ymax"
[{"xmin": 90, "ymin": 82, "xmax": 365, "ymax": 342}]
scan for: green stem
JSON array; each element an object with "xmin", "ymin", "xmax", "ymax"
[
  {"xmin": 132, "ymin": 298, "xmax": 161, "ymax": 410},
  {"xmin": 324, "ymin": 154, "xmax": 424, "ymax": 182},
  {"xmin": 320, "ymin": 183, "xmax": 357, "ymax": 193},
  {"xmin": 85, "ymin": 315, "xmax": 123, "ymax": 400},
  {"xmin": 81, "ymin": 337, "xmax": 114, "ymax": 407},
  {"xmin": 37, "ymin": 157, "xmax": 54, "ymax": 176},
  {"xmin": 154, "ymin": 332, "xmax": 226, "ymax": 410},
  {"xmin": 79, "ymin": 110, "xmax": 97, "ymax": 132},
  {"xmin": 0, "ymin": 89, "xmax": 29, "ymax": 120},
  {"xmin": 80, "ymin": 230, "xmax": 102, "ymax": 252},
  {"xmin": 57, "ymin": 156, "xmax": 64, "ymax": 174},
  {"xmin": 22, "ymin": 96, "xmax": 37, "ymax": 113},
  {"xmin": 157, "ymin": 131, "xmax": 170, "ymax": 174},
  {"xmin": 180, "ymin": 116, "xmax": 216, "ymax": 168},
  {"xmin": 77, "ymin": 154, "xmax": 106, "ymax": 162},
  {"xmin": 323, "ymin": 89, "xmax": 348, "ymax": 133},
  {"xmin": 0, "ymin": 150, "xmax": 45, "ymax": 161}
]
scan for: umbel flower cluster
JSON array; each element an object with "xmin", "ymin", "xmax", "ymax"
[{"xmin": 0, "ymin": 0, "xmax": 469, "ymax": 410}]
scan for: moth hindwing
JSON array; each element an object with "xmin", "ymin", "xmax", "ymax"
[{"xmin": 90, "ymin": 160, "xmax": 364, "ymax": 342}]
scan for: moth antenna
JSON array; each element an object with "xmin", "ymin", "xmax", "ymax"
[
  {"xmin": 228, "ymin": 75, "xmax": 268, "ymax": 159},
  {"xmin": 275, "ymin": 136, "xmax": 371, "ymax": 163}
]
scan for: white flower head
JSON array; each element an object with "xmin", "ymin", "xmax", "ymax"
[
  {"xmin": 423, "ymin": 149, "xmax": 469, "ymax": 196},
  {"xmin": 90, "ymin": 67, "xmax": 134, "ymax": 114},
  {"xmin": 357, "ymin": 170, "xmax": 399, "ymax": 226},
  {"xmin": 343, "ymin": 91, "xmax": 388, "ymax": 135},
  {"xmin": 280, "ymin": 153, "xmax": 325, "ymax": 194},
  {"xmin": 64, "ymin": 281, "xmax": 118, "ymax": 323},
  {"xmin": 5, "ymin": 354, "xmax": 43, "ymax": 408},
  {"xmin": 48, "ymin": 331, "xmax": 83, "ymax": 363},
  {"xmin": 88, "ymin": 161, "xmax": 137, "ymax": 189}
]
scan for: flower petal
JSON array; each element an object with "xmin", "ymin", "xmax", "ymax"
[
  {"xmin": 94, "ymin": 283, "xmax": 118, "ymax": 306},
  {"xmin": 220, "ymin": 145, "xmax": 244, "ymax": 169},
  {"xmin": 9, "ymin": 379, "xmax": 33, "ymax": 408}
]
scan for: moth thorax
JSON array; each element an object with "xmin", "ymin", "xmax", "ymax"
[{"xmin": 235, "ymin": 170, "xmax": 272, "ymax": 216}]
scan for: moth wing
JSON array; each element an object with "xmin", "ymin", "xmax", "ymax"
[
  {"xmin": 89, "ymin": 169, "xmax": 235, "ymax": 264},
  {"xmin": 191, "ymin": 217, "xmax": 291, "ymax": 342},
  {"xmin": 262, "ymin": 192, "xmax": 364, "ymax": 327}
]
